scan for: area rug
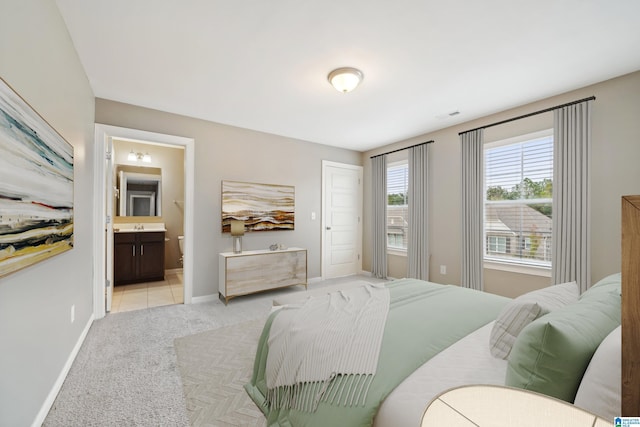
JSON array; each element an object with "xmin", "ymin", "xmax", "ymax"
[{"xmin": 175, "ymin": 319, "xmax": 268, "ymax": 427}]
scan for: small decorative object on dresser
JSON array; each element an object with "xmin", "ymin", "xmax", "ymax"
[
  {"xmin": 230, "ymin": 219, "xmax": 245, "ymax": 253},
  {"xmin": 219, "ymin": 247, "xmax": 307, "ymax": 304}
]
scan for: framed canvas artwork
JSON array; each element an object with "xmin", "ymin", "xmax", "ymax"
[
  {"xmin": 222, "ymin": 180, "xmax": 294, "ymax": 232},
  {"xmin": 0, "ymin": 78, "xmax": 74, "ymax": 278}
]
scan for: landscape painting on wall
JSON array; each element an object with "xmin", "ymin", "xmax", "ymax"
[
  {"xmin": 0, "ymin": 78, "xmax": 74, "ymax": 278},
  {"xmin": 222, "ymin": 180, "xmax": 294, "ymax": 232}
]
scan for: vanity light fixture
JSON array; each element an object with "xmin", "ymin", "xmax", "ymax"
[
  {"xmin": 127, "ymin": 150, "xmax": 152, "ymax": 163},
  {"xmin": 327, "ymin": 67, "xmax": 364, "ymax": 93}
]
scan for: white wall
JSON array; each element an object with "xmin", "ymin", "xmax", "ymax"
[
  {"xmin": 0, "ymin": 1, "xmax": 95, "ymax": 425},
  {"xmin": 95, "ymin": 99, "xmax": 362, "ymax": 298},
  {"xmin": 363, "ymin": 71, "xmax": 640, "ymax": 297}
]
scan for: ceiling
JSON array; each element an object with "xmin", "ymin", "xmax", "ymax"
[{"xmin": 55, "ymin": 0, "xmax": 640, "ymax": 152}]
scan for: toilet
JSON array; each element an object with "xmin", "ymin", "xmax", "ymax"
[{"xmin": 178, "ymin": 235, "xmax": 184, "ymax": 265}]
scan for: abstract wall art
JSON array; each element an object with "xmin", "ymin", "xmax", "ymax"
[
  {"xmin": 222, "ymin": 180, "xmax": 294, "ymax": 232},
  {"xmin": 0, "ymin": 78, "xmax": 74, "ymax": 278}
]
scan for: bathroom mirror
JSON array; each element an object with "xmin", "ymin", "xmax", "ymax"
[{"xmin": 116, "ymin": 166, "xmax": 162, "ymax": 217}]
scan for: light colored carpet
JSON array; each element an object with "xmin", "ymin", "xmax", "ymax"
[
  {"xmin": 43, "ymin": 275, "xmax": 386, "ymax": 426},
  {"xmin": 43, "ymin": 296, "xmax": 276, "ymax": 427},
  {"xmin": 44, "ymin": 306, "xmax": 193, "ymax": 427},
  {"xmin": 175, "ymin": 319, "xmax": 267, "ymax": 426}
]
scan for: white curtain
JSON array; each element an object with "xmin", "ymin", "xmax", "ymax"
[
  {"xmin": 460, "ymin": 129, "xmax": 484, "ymax": 291},
  {"xmin": 552, "ymin": 100, "xmax": 592, "ymax": 293},
  {"xmin": 408, "ymin": 144, "xmax": 429, "ymax": 280},
  {"xmin": 371, "ymin": 155, "xmax": 388, "ymax": 279}
]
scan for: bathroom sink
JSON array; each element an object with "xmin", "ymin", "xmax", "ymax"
[{"xmin": 113, "ymin": 223, "xmax": 166, "ymax": 232}]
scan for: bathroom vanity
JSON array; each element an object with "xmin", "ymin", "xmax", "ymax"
[{"xmin": 114, "ymin": 229, "xmax": 165, "ymax": 285}]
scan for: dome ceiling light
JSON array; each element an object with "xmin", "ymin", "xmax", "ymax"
[{"xmin": 327, "ymin": 67, "xmax": 364, "ymax": 93}]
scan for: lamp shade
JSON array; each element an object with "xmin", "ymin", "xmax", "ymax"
[
  {"xmin": 328, "ymin": 67, "xmax": 364, "ymax": 93},
  {"xmin": 230, "ymin": 220, "xmax": 245, "ymax": 236}
]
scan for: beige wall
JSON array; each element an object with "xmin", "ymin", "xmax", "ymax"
[
  {"xmin": 363, "ymin": 71, "xmax": 640, "ymax": 297},
  {"xmin": 113, "ymin": 139, "xmax": 186, "ymax": 269},
  {"xmin": 95, "ymin": 99, "xmax": 362, "ymax": 297},
  {"xmin": 0, "ymin": 1, "xmax": 95, "ymax": 425},
  {"xmin": 1, "ymin": 6, "xmax": 636, "ymax": 423}
]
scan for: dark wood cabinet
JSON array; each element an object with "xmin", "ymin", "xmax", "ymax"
[{"xmin": 114, "ymin": 231, "xmax": 165, "ymax": 285}]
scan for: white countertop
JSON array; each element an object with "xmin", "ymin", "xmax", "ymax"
[{"xmin": 113, "ymin": 223, "xmax": 166, "ymax": 233}]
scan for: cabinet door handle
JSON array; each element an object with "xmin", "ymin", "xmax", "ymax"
[
  {"xmin": 133, "ymin": 246, "xmax": 136, "ymax": 257},
  {"xmin": 141, "ymin": 244, "xmax": 144, "ymax": 256}
]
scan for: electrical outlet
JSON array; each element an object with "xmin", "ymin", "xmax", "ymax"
[
  {"xmin": 71, "ymin": 305, "xmax": 75, "ymax": 323},
  {"xmin": 440, "ymin": 265, "xmax": 447, "ymax": 275}
]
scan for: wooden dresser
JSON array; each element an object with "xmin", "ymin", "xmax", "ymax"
[{"xmin": 219, "ymin": 247, "xmax": 307, "ymax": 304}]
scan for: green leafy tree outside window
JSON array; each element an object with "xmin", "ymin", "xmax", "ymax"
[
  {"xmin": 388, "ymin": 193, "xmax": 407, "ymax": 205},
  {"xmin": 487, "ymin": 178, "xmax": 552, "ymax": 218}
]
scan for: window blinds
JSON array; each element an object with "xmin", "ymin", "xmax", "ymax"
[
  {"xmin": 484, "ymin": 134, "xmax": 553, "ymax": 265},
  {"xmin": 387, "ymin": 161, "xmax": 408, "ymax": 250}
]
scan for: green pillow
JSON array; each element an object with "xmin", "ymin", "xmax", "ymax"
[
  {"xmin": 505, "ymin": 274, "xmax": 621, "ymax": 402},
  {"xmin": 579, "ymin": 272, "xmax": 621, "ymax": 297}
]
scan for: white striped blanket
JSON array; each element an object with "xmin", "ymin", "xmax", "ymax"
[{"xmin": 265, "ymin": 283, "xmax": 390, "ymax": 412}]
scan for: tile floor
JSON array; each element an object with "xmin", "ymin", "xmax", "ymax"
[{"xmin": 111, "ymin": 269, "xmax": 184, "ymax": 313}]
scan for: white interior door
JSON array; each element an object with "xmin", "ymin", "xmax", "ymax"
[
  {"xmin": 322, "ymin": 161, "xmax": 363, "ymax": 279},
  {"xmin": 105, "ymin": 137, "xmax": 114, "ymax": 312}
]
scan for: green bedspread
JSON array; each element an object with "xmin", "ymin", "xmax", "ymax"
[{"xmin": 244, "ymin": 278, "xmax": 510, "ymax": 427}]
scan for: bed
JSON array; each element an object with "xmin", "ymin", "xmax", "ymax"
[{"xmin": 245, "ymin": 273, "xmax": 621, "ymax": 426}]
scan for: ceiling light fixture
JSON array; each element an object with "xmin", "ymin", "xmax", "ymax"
[
  {"xmin": 128, "ymin": 150, "xmax": 152, "ymax": 163},
  {"xmin": 327, "ymin": 67, "xmax": 364, "ymax": 93}
]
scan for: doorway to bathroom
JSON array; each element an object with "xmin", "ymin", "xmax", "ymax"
[
  {"xmin": 111, "ymin": 138, "xmax": 185, "ymax": 312},
  {"xmin": 93, "ymin": 124, "xmax": 195, "ymax": 319}
]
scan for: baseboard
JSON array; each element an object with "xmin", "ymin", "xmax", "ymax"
[
  {"xmin": 32, "ymin": 313, "xmax": 94, "ymax": 427},
  {"xmin": 191, "ymin": 294, "xmax": 218, "ymax": 304},
  {"xmin": 308, "ymin": 276, "xmax": 322, "ymax": 284}
]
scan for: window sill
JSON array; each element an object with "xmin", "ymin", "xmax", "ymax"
[
  {"xmin": 387, "ymin": 248, "xmax": 407, "ymax": 257},
  {"xmin": 484, "ymin": 259, "xmax": 551, "ymax": 277}
]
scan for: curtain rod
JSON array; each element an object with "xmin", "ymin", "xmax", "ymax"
[
  {"xmin": 370, "ymin": 140, "xmax": 434, "ymax": 159},
  {"xmin": 458, "ymin": 96, "xmax": 596, "ymax": 136}
]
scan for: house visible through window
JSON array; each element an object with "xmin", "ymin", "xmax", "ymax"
[
  {"xmin": 487, "ymin": 236, "xmax": 507, "ymax": 254},
  {"xmin": 387, "ymin": 160, "xmax": 408, "ymax": 251},
  {"xmin": 484, "ymin": 130, "xmax": 553, "ymax": 267}
]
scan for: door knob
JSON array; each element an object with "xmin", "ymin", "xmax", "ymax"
[{"xmin": 326, "ymin": 226, "xmax": 331, "ymax": 230}]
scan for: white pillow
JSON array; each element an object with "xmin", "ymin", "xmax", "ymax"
[
  {"xmin": 574, "ymin": 325, "xmax": 621, "ymax": 420},
  {"xmin": 489, "ymin": 281, "xmax": 579, "ymax": 359}
]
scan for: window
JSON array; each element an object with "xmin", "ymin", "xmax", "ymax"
[
  {"xmin": 387, "ymin": 160, "xmax": 408, "ymax": 251},
  {"xmin": 484, "ymin": 130, "xmax": 553, "ymax": 267},
  {"xmin": 487, "ymin": 236, "xmax": 507, "ymax": 254}
]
